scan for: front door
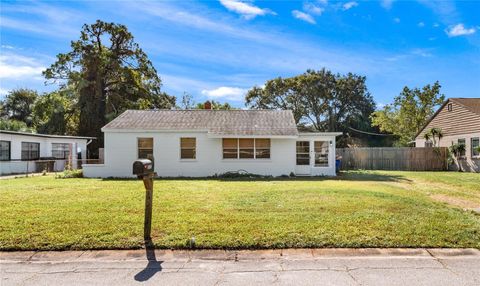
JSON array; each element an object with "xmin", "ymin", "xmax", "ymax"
[{"xmin": 295, "ymin": 141, "xmax": 311, "ymax": 175}]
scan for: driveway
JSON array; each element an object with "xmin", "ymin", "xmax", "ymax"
[{"xmin": 1, "ymin": 248, "xmax": 479, "ymax": 286}]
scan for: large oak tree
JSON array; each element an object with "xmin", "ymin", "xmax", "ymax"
[
  {"xmin": 246, "ymin": 69, "xmax": 376, "ymax": 146},
  {"xmin": 44, "ymin": 20, "xmax": 175, "ymax": 155}
]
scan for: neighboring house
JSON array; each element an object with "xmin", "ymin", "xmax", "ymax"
[
  {"xmin": 414, "ymin": 98, "xmax": 480, "ymax": 172},
  {"xmin": 83, "ymin": 109, "xmax": 341, "ymax": 178},
  {"xmin": 0, "ymin": 130, "xmax": 94, "ymax": 175}
]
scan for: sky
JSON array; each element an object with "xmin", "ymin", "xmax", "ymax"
[{"xmin": 0, "ymin": 0, "xmax": 479, "ymax": 108}]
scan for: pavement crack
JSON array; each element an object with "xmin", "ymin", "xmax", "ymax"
[
  {"xmin": 213, "ymin": 262, "xmax": 226, "ymax": 286},
  {"xmin": 176, "ymin": 257, "xmax": 191, "ymax": 273},
  {"xmin": 346, "ymin": 267, "xmax": 363, "ymax": 286},
  {"xmin": 425, "ymin": 249, "xmax": 461, "ymax": 278}
]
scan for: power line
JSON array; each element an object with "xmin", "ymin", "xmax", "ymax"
[{"xmin": 347, "ymin": 127, "xmax": 394, "ymax": 137}]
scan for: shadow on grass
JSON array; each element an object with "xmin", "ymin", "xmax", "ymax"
[
  {"xmin": 134, "ymin": 241, "xmax": 163, "ymax": 282},
  {"xmin": 102, "ymin": 171, "xmax": 410, "ymax": 183}
]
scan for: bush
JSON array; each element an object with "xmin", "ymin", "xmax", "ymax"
[
  {"xmin": 56, "ymin": 169, "xmax": 83, "ymax": 179},
  {"xmin": 211, "ymin": 170, "xmax": 269, "ymax": 179}
]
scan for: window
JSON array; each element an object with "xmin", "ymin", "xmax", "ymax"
[
  {"xmin": 222, "ymin": 138, "xmax": 271, "ymax": 159},
  {"xmin": 314, "ymin": 141, "xmax": 329, "ymax": 167},
  {"xmin": 223, "ymin": 139, "xmax": 238, "ymax": 159},
  {"xmin": 458, "ymin": 138, "xmax": 466, "ymax": 157},
  {"xmin": 296, "ymin": 141, "xmax": 310, "ymax": 165},
  {"xmin": 472, "ymin": 137, "xmax": 479, "ymax": 157},
  {"xmin": 425, "ymin": 141, "xmax": 433, "ymax": 147},
  {"xmin": 138, "ymin": 138, "xmax": 153, "ymax": 159},
  {"xmin": 255, "ymin": 139, "xmax": 271, "ymax": 159},
  {"xmin": 447, "ymin": 103, "xmax": 453, "ymax": 111},
  {"xmin": 180, "ymin": 138, "xmax": 196, "ymax": 159},
  {"xmin": 52, "ymin": 143, "xmax": 70, "ymax": 159},
  {"xmin": 21, "ymin": 142, "xmax": 40, "ymax": 160},
  {"xmin": 239, "ymin": 139, "xmax": 254, "ymax": 159},
  {"xmin": 0, "ymin": 141, "xmax": 11, "ymax": 161}
]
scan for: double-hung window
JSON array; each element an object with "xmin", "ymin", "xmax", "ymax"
[
  {"xmin": 239, "ymin": 139, "xmax": 254, "ymax": 159},
  {"xmin": 255, "ymin": 139, "xmax": 271, "ymax": 159},
  {"xmin": 21, "ymin": 142, "xmax": 40, "ymax": 160},
  {"xmin": 222, "ymin": 138, "xmax": 270, "ymax": 159},
  {"xmin": 223, "ymin": 139, "xmax": 238, "ymax": 159},
  {"xmin": 0, "ymin": 140, "xmax": 11, "ymax": 161},
  {"xmin": 471, "ymin": 137, "xmax": 479, "ymax": 157},
  {"xmin": 138, "ymin": 138, "xmax": 153, "ymax": 159},
  {"xmin": 52, "ymin": 143, "xmax": 70, "ymax": 159},
  {"xmin": 180, "ymin": 138, "xmax": 196, "ymax": 159}
]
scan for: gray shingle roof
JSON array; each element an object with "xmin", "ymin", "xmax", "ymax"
[{"xmin": 102, "ymin": 109, "xmax": 299, "ymax": 136}]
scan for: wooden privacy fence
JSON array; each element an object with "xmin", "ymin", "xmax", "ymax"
[{"xmin": 336, "ymin": 147, "xmax": 448, "ymax": 171}]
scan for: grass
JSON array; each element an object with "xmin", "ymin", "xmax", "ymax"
[{"xmin": 0, "ymin": 171, "xmax": 479, "ymax": 250}]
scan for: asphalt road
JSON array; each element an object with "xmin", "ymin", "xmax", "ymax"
[{"xmin": 1, "ymin": 248, "xmax": 479, "ymax": 286}]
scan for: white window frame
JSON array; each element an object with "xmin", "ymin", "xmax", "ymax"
[
  {"xmin": 471, "ymin": 137, "xmax": 479, "ymax": 158},
  {"xmin": 180, "ymin": 137, "xmax": 197, "ymax": 160},
  {"xmin": 52, "ymin": 143, "xmax": 71, "ymax": 159},
  {"xmin": 222, "ymin": 138, "xmax": 270, "ymax": 160},
  {"xmin": 137, "ymin": 138, "xmax": 154, "ymax": 159},
  {"xmin": 314, "ymin": 141, "xmax": 329, "ymax": 167}
]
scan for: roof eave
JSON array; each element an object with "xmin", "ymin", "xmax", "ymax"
[{"xmin": 207, "ymin": 134, "xmax": 299, "ymax": 139}]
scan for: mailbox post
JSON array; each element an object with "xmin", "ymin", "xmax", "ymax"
[{"xmin": 133, "ymin": 158, "xmax": 155, "ymax": 243}]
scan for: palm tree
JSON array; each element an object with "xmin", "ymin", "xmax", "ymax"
[
  {"xmin": 423, "ymin": 132, "xmax": 431, "ymax": 144},
  {"xmin": 449, "ymin": 143, "xmax": 466, "ymax": 172},
  {"xmin": 424, "ymin": 128, "xmax": 443, "ymax": 147},
  {"xmin": 430, "ymin": 128, "xmax": 443, "ymax": 147}
]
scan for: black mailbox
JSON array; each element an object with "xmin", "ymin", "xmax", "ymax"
[{"xmin": 133, "ymin": 159, "xmax": 154, "ymax": 178}]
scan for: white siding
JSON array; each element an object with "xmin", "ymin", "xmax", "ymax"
[
  {"xmin": 0, "ymin": 133, "xmax": 88, "ymax": 175},
  {"xmin": 83, "ymin": 131, "xmax": 338, "ymax": 178}
]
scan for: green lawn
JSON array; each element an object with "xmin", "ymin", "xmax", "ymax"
[{"xmin": 0, "ymin": 171, "xmax": 479, "ymax": 250}]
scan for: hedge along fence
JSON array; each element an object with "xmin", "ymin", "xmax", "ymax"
[{"xmin": 336, "ymin": 147, "xmax": 448, "ymax": 171}]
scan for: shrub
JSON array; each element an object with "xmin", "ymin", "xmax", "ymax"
[{"xmin": 56, "ymin": 169, "xmax": 83, "ymax": 179}]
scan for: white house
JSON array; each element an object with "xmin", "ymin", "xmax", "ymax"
[
  {"xmin": 83, "ymin": 109, "xmax": 341, "ymax": 178},
  {"xmin": 0, "ymin": 130, "xmax": 94, "ymax": 175}
]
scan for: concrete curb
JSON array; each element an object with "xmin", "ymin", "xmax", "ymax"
[{"xmin": 1, "ymin": 248, "xmax": 479, "ymax": 263}]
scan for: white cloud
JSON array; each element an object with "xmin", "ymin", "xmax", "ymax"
[
  {"xmin": 0, "ymin": 53, "xmax": 45, "ymax": 79},
  {"xmin": 411, "ymin": 48, "xmax": 433, "ymax": 57},
  {"xmin": 303, "ymin": 2, "xmax": 324, "ymax": 15},
  {"xmin": 381, "ymin": 0, "xmax": 394, "ymax": 10},
  {"xmin": 342, "ymin": 1, "xmax": 358, "ymax": 11},
  {"xmin": 201, "ymin": 87, "xmax": 247, "ymax": 101},
  {"xmin": 1, "ymin": 45, "xmax": 15, "ymax": 50},
  {"xmin": 445, "ymin": 24, "xmax": 476, "ymax": 37},
  {"xmin": 393, "ymin": 17, "xmax": 400, "ymax": 23},
  {"xmin": 418, "ymin": 22, "xmax": 425, "ymax": 27},
  {"xmin": 0, "ymin": 2, "xmax": 81, "ymax": 38},
  {"xmin": 292, "ymin": 10, "xmax": 316, "ymax": 24},
  {"xmin": 433, "ymin": 23, "xmax": 440, "ymax": 28},
  {"xmin": 219, "ymin": 0, "xmax": 275, "ymax": 19}
]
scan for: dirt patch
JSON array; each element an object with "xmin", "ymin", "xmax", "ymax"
[{"xmin": 430, "ymin": 194, "xmax": 480, "ymax": 209}]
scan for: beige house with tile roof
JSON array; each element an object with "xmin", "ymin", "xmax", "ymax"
[{"xmin": 415, "ymin": 98, "xmax": 480, "ymax": 172}]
